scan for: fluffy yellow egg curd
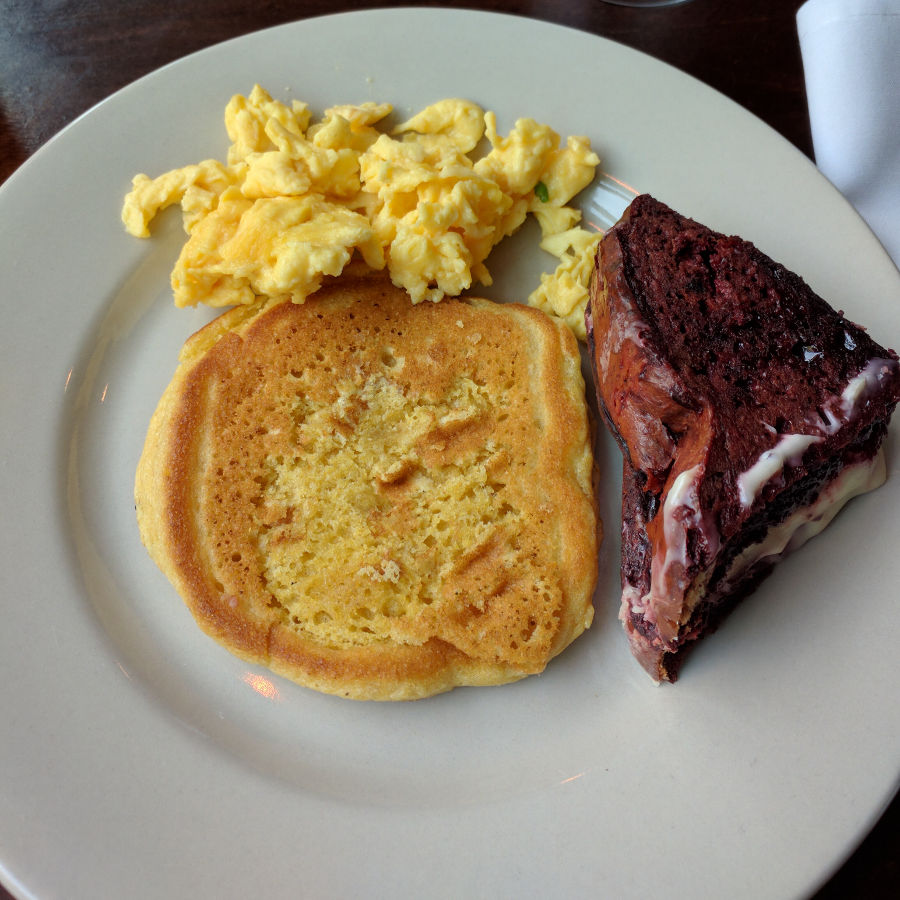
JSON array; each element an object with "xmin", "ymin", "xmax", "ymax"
[{"xmin": 122, "ymin": 85, "xmax": 602, "ymax": 338}]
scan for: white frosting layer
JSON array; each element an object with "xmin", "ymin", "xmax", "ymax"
[
  {"xmin": 620, "ymin": 355, "xmax": 897, "ymax": 647},
  {"xmin": 622, "ymin": 466, "xmax": 703, "ymax": 628},
  {"xmin": 653, "ymin": 464, "xmax": 704, "ymax": 622},
  {"xmin": 739, "ymin": 357, "xmax": 899, "ymax": 507},
  {"xmin": 817, "ymin": 357, "xmax": 898, "ymax": 434},
  {"xmin": 630, "ymin": 463, "xmax": 720, "ymax": 631},
  {"xmin": 738, "ymin": 433, "xmax": 822, "ymax": 508},
  {"xmin": 621, "ymin": 450, "xmax": 887, "ymax": 637},
  {"xmin": 724, "ymin": 449, "xmax": 886, "ymax": 588}
]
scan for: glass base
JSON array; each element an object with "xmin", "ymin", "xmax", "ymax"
[{"xmin": 599, "ymin": 0, "xmax": 694, "ymax": 7}]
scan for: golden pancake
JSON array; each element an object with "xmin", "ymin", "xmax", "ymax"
[{"xmin": 136, "ymin": 269, "xmax": 599, "ymax": 699}]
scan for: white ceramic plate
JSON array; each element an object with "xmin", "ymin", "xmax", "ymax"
[{"xmin": 1, "ymin": 10, "xmax": 898, "ymax": 899}]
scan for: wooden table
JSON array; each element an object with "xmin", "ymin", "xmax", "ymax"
[{"xmin": 0, "ymin": 2, "xmax": 896, "ymax": 897}]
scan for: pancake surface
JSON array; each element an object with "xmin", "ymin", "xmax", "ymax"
[{"xmin": 136, "ymin": 270, "xmax": 598, "ymax": 700}]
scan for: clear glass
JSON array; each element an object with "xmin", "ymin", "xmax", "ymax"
[{"xmin": 599, "ymin": 1, "xmax": 695, "ymax": 7}]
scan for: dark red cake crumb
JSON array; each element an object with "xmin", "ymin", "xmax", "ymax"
[{"xmin": 587, "ymin": 194, "xmax": 900, "ymax": 681}]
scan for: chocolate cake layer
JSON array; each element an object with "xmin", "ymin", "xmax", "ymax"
[{"xmin": 587, "ymin": 194, "xmax": 900, "ymax": 681}]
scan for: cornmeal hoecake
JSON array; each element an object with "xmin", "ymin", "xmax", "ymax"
[
  {"xmin": 121, "ymin": 85, "xmax": 602, "ymax": 339},
  {"xmin": 135, "ymin": 269, "xmax": 599, "ymax": 700}
]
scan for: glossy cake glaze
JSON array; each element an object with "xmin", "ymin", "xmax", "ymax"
[{"xmin": 586, "ymin": 194, "xmax": 900, "ymax": 681}]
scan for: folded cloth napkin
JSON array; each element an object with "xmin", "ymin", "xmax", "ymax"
[{"xmin": 797, "ymin": 0, "xmax": 900, "ymax": 268}]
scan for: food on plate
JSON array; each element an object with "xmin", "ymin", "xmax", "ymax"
[
  {"xmin": 586, "ymin": 194, "xmax": 900, "ymax": 682},
  {"xmin": 121, "ymin": 85, "xmax": 601, "ymax": 336},
  {"xmin": 528, "ymin": 226, "xmax": 602, "ymax": 338},
  {"xmin": 135, "ymin": 267, "xmax": 599, "ymax": 700}
]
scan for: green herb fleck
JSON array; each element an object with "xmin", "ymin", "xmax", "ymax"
[{"xmin": 534, "ymin": 181, "xmax": 549, "ymax": 203}]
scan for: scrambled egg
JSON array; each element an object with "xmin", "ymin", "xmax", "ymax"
[
  {"xmin": 527, "ymin": 227, "xmax": 602, "ymax": 337},
  {"xmin": 122, "ymin": 85, "xmax": 602, "ymax": 338}
]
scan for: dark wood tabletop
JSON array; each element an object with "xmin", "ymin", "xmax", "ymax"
[{"xmin": 0, "ymin": 2, "xmax": 896, "ymax": 898}]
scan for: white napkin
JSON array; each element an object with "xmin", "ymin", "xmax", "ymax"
[{"xmin": 797, "ymin": 0, "xmax": 900, "ymax": 268}]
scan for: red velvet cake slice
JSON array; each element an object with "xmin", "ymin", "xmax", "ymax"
[{"xmin": 586, "ymin": 194, "xmax": 900, "ymax": 681}]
